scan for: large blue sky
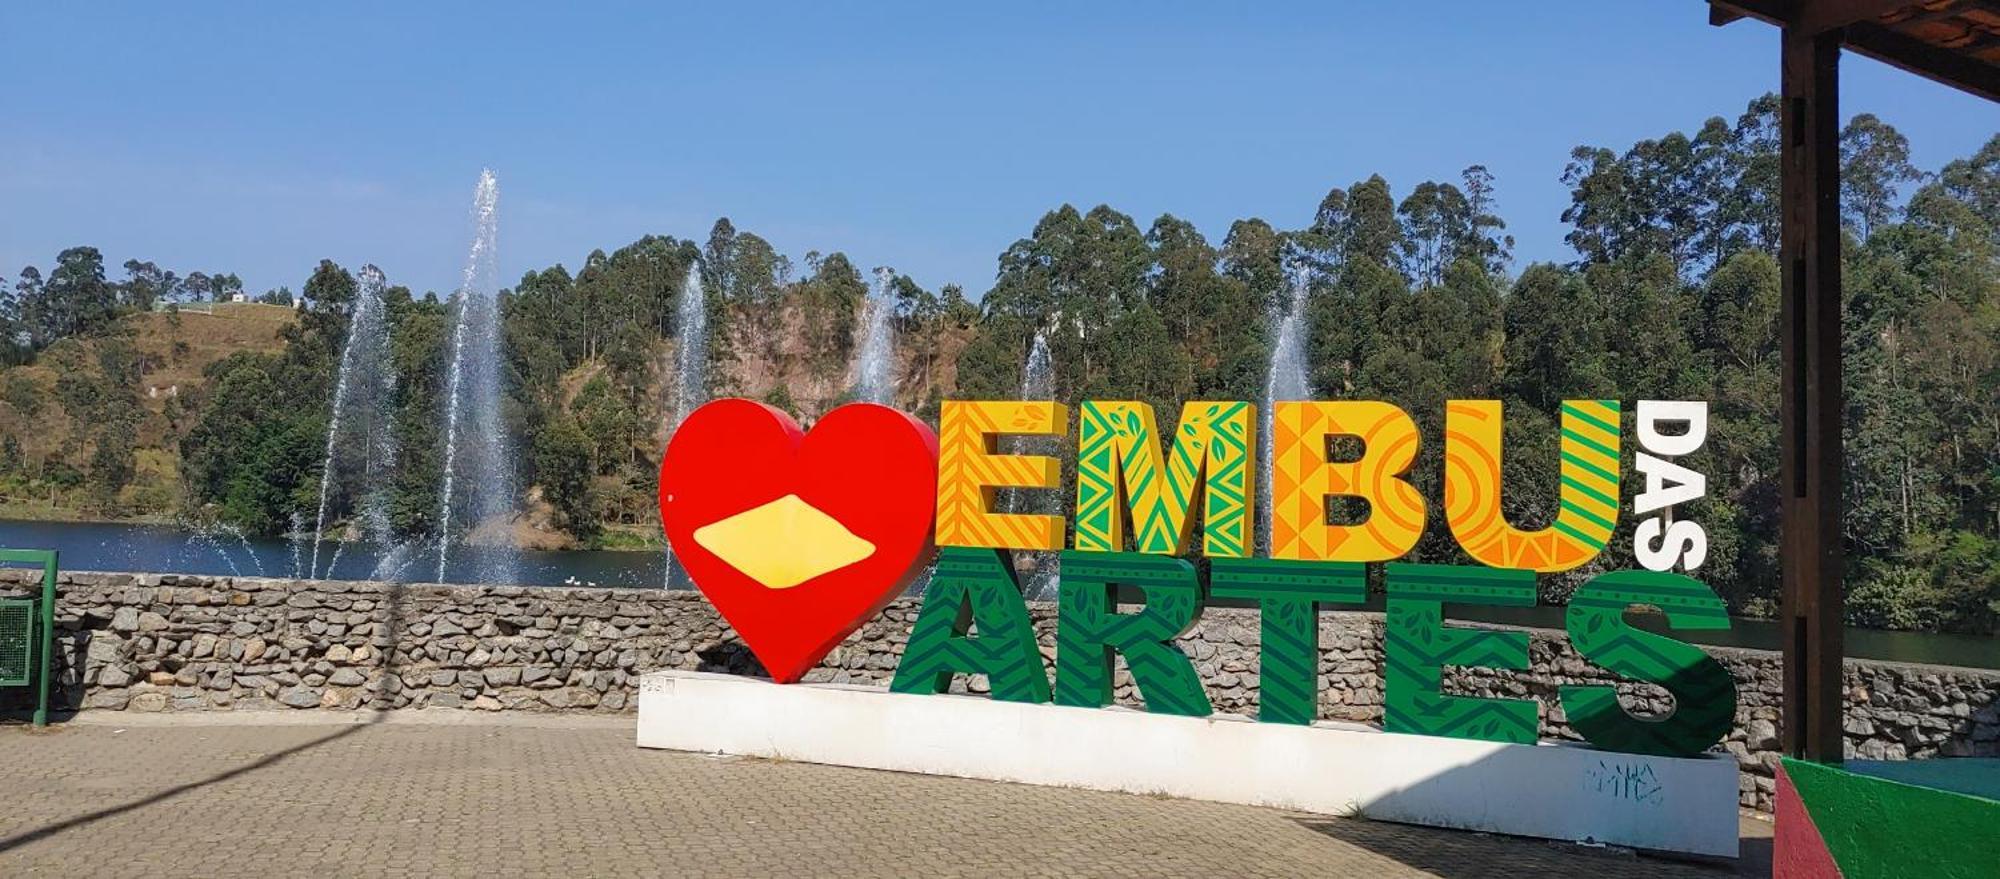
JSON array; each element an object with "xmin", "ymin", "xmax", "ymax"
[{"xmin": 2, "ymin": 3, "xmax": 1994, "ymax": 298}]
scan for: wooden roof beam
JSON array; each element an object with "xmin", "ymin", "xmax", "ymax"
[
  {"xmin": 1714, "ymin": 0, "xmax": 1923, "ymax": 32},
  {"xmin": 1711, "ymin": 0, "xmax": 2000, "ymax": 101},
  {"xmin": 1886, "ymin": 2, "xmax": 1978, "ymax": 27},
  {"xmin": 1846, "ymin": 19, "xmax": 2000, "ymax": 100},
  {"xmin": 1797, "ymin": 0, "xmax": 1921, "ymax": 33},
  {"xmin": 1711, "ymin": 0, "xmax": 1786, "ymax": 28},
  {"xmin": 1938, "ymin": 23, "xmax": 2000, "ymax": 52}
]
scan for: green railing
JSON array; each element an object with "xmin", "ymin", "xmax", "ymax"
[{"xmin": 0, "ymin": 549, "xmax": 57, "ymax": 726}]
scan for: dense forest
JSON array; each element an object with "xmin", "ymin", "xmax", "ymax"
[{"xmin": 0, "ymin": 94, "xmax": 1995, "ymax": 634}]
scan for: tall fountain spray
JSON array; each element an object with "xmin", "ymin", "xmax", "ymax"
[
  {"xmin": 1260, "ymin": 266, "xmax": 1314, "ymax": 555},
  {"xmin": 854, "ymin": 267, "xmax": 897, "ymax": 404},
  {"xmin": 663, "ymin": 262, "xmax": 709, "ymax": 588},
  {"xmin": 289, "ymin": 512, "xmax": 306, "ymax": 578},
  {"xmin": 308, "ymin": 264, "xmax": 400, "ymax": 579},
  {"xmin": 674, "ymin": 262, "xmax": 709, "ymax": 423},
  {"xmin": 1016, "ymin": 327, "xmax": 1060, "ymax": 599},
  {"xmin": 434, "ymin": 169, "xmax": 518, "ymax": 584}
]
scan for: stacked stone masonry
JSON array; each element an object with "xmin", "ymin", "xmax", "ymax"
[{"xmin": 4, "ymin": 570, "xmax": 1995, "ymax": 812}]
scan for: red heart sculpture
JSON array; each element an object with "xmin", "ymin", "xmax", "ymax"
[{"xmin": 658, "ymin": 399, "xmax": 938, "ymax": 683}]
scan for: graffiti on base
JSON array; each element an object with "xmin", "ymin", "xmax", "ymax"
[{"xmin": 1586, "ymin": 759, "xmax": 1664, "ymax": 805}]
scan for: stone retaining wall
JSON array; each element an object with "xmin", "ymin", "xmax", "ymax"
[{"xmin": 4, "ymin": 569, "xmax": 1996, "ymax": 812}]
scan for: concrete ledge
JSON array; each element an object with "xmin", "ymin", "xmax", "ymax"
[{"xmin": 637, "ymin": 669, "xmax": 1739, "ymax": 857}]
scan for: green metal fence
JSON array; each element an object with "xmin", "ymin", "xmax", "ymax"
[{"xmin": 0, "ymin": 548, "xmax": 58, "ymax": 726}]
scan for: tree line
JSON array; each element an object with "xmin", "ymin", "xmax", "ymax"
[
  {"xmin": 944, "ymin": 97, "xmax": 1997, "ymax": 634},
  {"xmin": 0, "ymin": 94, "xmax": 1993, "ymax": 633}
]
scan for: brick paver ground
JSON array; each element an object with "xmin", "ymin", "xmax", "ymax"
[{"xmin": 0, "ymin": 714, "xmax": 1765, "ymax": 878}]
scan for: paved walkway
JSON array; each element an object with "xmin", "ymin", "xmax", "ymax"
[{"xmin": 0, "ymin": 714, "xmax": 1766, "ymax": 878}]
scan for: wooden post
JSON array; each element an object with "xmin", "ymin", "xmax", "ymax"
[{"xmin": 1779, "ymin": 22, "xmax": 1845, "ymax": 763}]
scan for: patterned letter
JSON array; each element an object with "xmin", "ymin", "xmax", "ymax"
[
  {"xmin": 1560, "ymin": 570, "xmax": 1736, "ymax": 757},
  {"xmin": 1209, "ymin": 558, "xmax": 1366, "ymax": 724},
  {"xmin": 1444, "ymin": 399, "xmax": 1621, "ymax": 572},
  {"xmin": 1073, "ymin": 401, "xmax": 1255, "ymax": 558},
  {"xmin": 1383, "ymin": 563, "xmax": 1538, "ymax": 744},
  {"xmin": 1053, "ymin": 551, "xmax": 1210, "ymax": 716},
  {"xmin": 890, "ymin": 547, "xmax": 1051, "ymax": 702},
  {"xmin": 1270, "ymin": 401, "xmax": 1425, "ymax": 562},
  {"xmin": 935, "ymin": 401, "xmax": 1068, "ymax": 550}
]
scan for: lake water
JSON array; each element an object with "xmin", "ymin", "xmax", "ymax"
[
  {"xmin": 0, "ymin": 520, "xmax": 671, "ymax": 589},
  {"xmin": 2, "ymin": 519, "xmax": 1994, "ymax": 670}
]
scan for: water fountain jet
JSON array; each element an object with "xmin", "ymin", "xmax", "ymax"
[
  {"xmin": 663, "ymin": 262, "xmax": 710, "ymax": 588},
  {"xmin": 433, "ymin": 169, "xmax": 519, "ymax": 584},
  {"xmin": 1260, "ymin": 264, "xmax": 1314, "ymax": 556},
  {"xmin": 674, "ymin": 262, "xmax": 709, "ymax": 424},
  {"xmin": 854, "ymin": 267, "xmax": 898, "ymax": 405},
  {"xmin": 1015, "ymin": 326, "xmax": 1060, "ymax": 599},
  {"xmin": 309, "ymin": 264, "xmax": 398, "ymax": 578}
]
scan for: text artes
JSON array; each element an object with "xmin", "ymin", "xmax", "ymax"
[{"xmin": 657, "ymin": 397, "xmax": 1731, "ymax": 760}]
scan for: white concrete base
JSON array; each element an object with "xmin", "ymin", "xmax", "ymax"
[{"xmin": 637, "ymin": 670, "xmax": 1739, "ymax": 857}]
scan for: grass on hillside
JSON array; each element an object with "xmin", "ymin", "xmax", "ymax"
[{"xmin": 587, "ymin": 523, "xmax": 666, "ymax": 551}]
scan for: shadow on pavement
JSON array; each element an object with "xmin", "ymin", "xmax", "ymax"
[
  {"xmin": 1292, "ymin": 816, "xmax": 1753, "ymax": 877},
  {"xmin": 0, "ymin": 580, "xmax": 408, "ymax": 854}
]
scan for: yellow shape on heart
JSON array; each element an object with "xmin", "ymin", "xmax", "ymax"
[{"xmin": 691, "ymin": 494, "xmax": 876, "ymax": 590}]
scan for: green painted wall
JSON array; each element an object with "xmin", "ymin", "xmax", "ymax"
[{"xmin": 1783, "ymin": 758, "xmax": 2000, "ymax": 879}]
